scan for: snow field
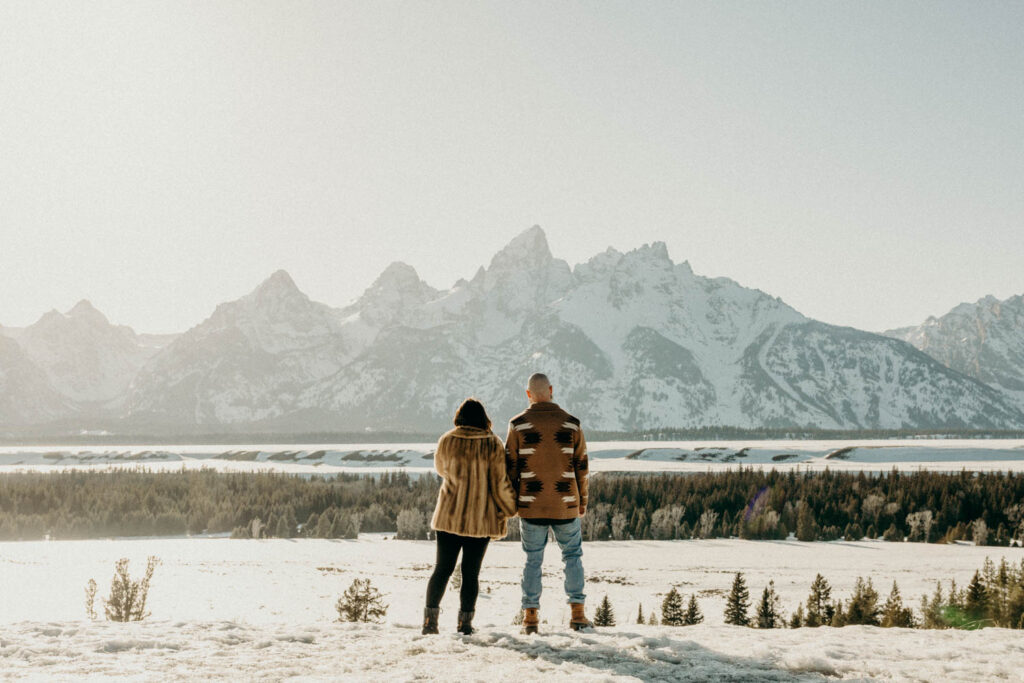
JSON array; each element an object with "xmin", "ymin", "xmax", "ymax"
[{"xmin": 2, "ymin": 537, "xmax": 1024, "ymax": 680}]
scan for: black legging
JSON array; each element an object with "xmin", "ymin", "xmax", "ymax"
[{"xmin": 425, "ymin": 530, "xmax": 490, "ymax": 612}]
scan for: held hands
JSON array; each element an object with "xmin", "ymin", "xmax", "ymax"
[{"xmin": 578, "ymin": 506, "xmax": 586, "ymax": 517}]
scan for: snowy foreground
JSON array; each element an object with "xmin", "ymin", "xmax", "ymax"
[
  {"xmin": 3, "ymin": 537, "xmax": 1024, "ymax": 681},
  {"xmin": 2, "ymin": 438, "xmax": 1024, "ymax": 474}
]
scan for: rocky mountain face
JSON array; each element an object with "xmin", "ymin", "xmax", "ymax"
[
  {"xmin": 3, "ymin": 226, "xmax": 1024, "ymax": 433},
  {"xmin": 885, "ymin": 295, "xmax": 1024, "ymax": 409},
  {"xmin": 0, "ymin": 335, "xmax": 73, "ymax": 426},
  {"xmin": 122, "ymin": 227, "xmax": 1024, "ymax": 432},
  {"xmin": 0, "ymin": 301, "xmax": 174, "ymax": 426},
  {"xmin": 15, "ymin": 300, "xmax": 167, "ymax": 407}
]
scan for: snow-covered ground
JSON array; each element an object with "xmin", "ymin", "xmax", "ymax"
[
  {"xmin": 2, "ymin": 439, "xmax": 1024, "ymax": 474},
  {"xmin": 2, "ymin": 536, "xmax": 1023, "ymax": 680}
]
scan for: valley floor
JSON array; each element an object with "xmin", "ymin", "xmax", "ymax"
[{"xmin": 2, "ymin": 537, "xmax": 1023, "ymax": 681}]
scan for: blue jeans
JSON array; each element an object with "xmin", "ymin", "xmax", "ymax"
[{"xmin": 520, "ymin": 518, "xmax": 586, "ymax": 608}]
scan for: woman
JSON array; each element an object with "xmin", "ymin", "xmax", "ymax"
[{"xmin": 423, "ymin": 398, "xmax": 517, "ymax": 636}]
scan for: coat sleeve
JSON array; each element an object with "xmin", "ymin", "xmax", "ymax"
[
  {"xmin": 574, "ymin": 426, "xmax": 589, "ymax": 513},
  {"xmin": 490, "ymin": 437, "xmax": 518, "ymax": 517},
  {"xmin": 433, "ymin": 435, "xmax": 448, "ymax": 479},
  {"xmin": 505, "ymin": 421, "xmax": 520, "ymax": 492}
]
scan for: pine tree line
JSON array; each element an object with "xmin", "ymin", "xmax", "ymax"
[
  {"xmin": 0, "ymin": 469, "xmax": 435, "ymax": 540},
  {"xmin": 724, "ymin": 559, "xmax": 1024, "ymax": 631},
  {"xmin": 2, "ymin": 468, "xmax": 1023, "ymax": 545}
]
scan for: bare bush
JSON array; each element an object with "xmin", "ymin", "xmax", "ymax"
[{"xmin": 102, "ymin": 556, "xmax": 160, "ymax": 622}]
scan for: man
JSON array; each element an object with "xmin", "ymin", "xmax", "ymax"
[{"xmin": 506, "ymin": 372, "xmax": 592, "ymax": 634}]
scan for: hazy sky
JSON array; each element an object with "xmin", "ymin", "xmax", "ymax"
[{"xmin": 2, "ymin": 1, "xmax": 1022, "ymax": 334}]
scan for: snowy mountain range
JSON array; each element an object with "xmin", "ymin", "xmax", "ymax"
[
  {"xmin": 3, "ymin": 226, "xmax": 1023, "ymax": 434},
  {"xmin": 885, "ymin": 294, "xmax": 1024, "ymax": 410}
]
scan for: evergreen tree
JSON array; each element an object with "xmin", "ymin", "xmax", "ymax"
[
  {"xmin": 845, "ymin": 577, "xmax": 880, "ymax": 626},
  {"xmin": 796, "ymin": 504, "xmax": 817, "ymax": 542},
  {"xmin": 883, "ymin": 523, "xmax": 902, "ymax": 542},
  {"xmin": 275, "ymin": 515, "xmax": 291, "ymax": 539},
  {"xmin": 789, "ymin": 603, "xmax": 804, "ymax": 628},
  {"xmin": 919, "ymin": 581, "xmax": 947, "ymax": 629},
  {"xmin": 829, "ymin": 601, "xmax": 846, "ymax": 627},
  {"xmin": 303, "ymin": 512, "xmax": 319, "ymax": 537},
  {"xmin": 594, "ymin": 595, "xmax": 616, "ymax": 627},
  {"xmin": 636, "ymin": 603, "xmax": 645, "ymax": 625},
  {"xmin": 756, "ymin": 580, "xmax": 783, "ymax": 628},
  {"xmin": 661, "ymin": 587, "xmax": 685, "ymax": 626},
  {"xmin": 965, "ymin": 570, "xmax": 989, "ymax": 625},
  {"xmin": 805, "ymin": 574, "xmax": 835, "ymax": 627},
  {"xmin": 724, "ymin": 572, "xmax": 751, "ymax": 626},
  {"xmin": 647, "ymin": 611, "xmax": 659, "ymax": 626},
  {"xmin": 881, "ymin": 581, "xmax": 915, "ymax": 628},
  {"xmin": 683, "ymin": 594, "xmax": 704, "ymax": 625}
]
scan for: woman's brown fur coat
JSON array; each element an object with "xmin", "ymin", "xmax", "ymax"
[{"xmin": 430, "ymin": 426, "xmax": 517, "ymax": 540}]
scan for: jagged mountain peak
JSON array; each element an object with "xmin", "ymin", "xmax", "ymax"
[
  {"xmin": 369, "ymin": 261, "xmax": 429, "ymax": 292},
  {"xmin": 252, "ymin": 269, "xmax": 301, "ymax": 297},
  {"xmin": 66, "ymin": 299, "xmax": 110, "ymax": 324},
  {"xmin": 471, "ymin": 226, "xmax": 572, "ymax": 309},
  {"xmin": 486, "ymin": 225, "xmax": 554, "ymax": 270},
  {"xmin": 347, "ymin": 261, "xmax": 440, "ymax": 327}
]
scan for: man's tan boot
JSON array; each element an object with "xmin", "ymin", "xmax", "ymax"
[
  {"xmin": 570, "ymin": 603, "xmax": 593, "ymax": 631},
  {"xmin": 522, "ymin": 607, "xmax": 540, "ymax": 635}
]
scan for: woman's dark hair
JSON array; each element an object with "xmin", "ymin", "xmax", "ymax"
[{"xmin": 453, "ymin": 398, "xmax": 491, "ymax": 431}]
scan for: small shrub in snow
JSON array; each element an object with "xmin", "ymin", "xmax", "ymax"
[
  {"xmin": 84, "ymin": 579, "xmax": 97, "ymax": 620},
  {"xmin": 593, "ymin": 595, "xmax": 615, "ymax": 626},
  {"xmin": 336, "ymin": 578, "xmax": 388, "ymax": 623},
  {"xmin": 102, "ymin": 556, "xmax": 159, "ymax": 622}
]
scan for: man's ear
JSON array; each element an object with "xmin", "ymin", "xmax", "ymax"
[
  {"xmin": 550, "ymin": 386, "xmax": 554, "ymax": 399},
  {"xmin": 526, "ymin": 389, "xmax": 532, "ymax": 401}
]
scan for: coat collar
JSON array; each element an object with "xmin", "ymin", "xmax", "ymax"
[
  {"xmin": 526, "ymin": 401, "xmax": 560, "ymax": 412},
  {"xmin": 446, "ymin": 425, "xmax": 495, "ymax": 440}
]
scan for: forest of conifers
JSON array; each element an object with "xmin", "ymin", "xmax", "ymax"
[{"xmin": 1, "ymin": 468, "xmax": 1022, "ymax": 545}]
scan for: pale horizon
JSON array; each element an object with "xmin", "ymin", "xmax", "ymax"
[{"xmin": 2, "ymin": 1, "xmax": 1022, "ymax": 335}]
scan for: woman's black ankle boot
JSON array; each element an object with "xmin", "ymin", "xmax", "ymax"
[
  {"xmin": 422, "ymin": 607, "xmax": 440, "ymax": 635},
  {"xmin": 457, "ymin": 610, "xmax": 475, "ymax": 635}
]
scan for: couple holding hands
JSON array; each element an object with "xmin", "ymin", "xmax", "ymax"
[{"xmin": 423, "ymin": 373, "xmax": 592, "ymax": 636}]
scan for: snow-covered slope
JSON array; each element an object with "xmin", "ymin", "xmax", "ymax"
[
  {"xmin": 125, "ymin": 271, "xmax": 352, "ymax": 426},
  {"xmin": 118, "ymin": 227, "xmax": 1024, "ymax": 432},
  {"xmin": 886, "ymin": 294, "xmax": 1024, "ymax": 409},
  {"xmin": 14, "ymin": 300, "xmax": 168, "ymax": 407},
  {"xmin": 0, "ymin": 335, "xmax": 73, "ymax": 425}
]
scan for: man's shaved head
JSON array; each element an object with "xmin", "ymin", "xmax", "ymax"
[{"xmin": 526, "ymin": 373, "xmax": 553, "ymax": 403}]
